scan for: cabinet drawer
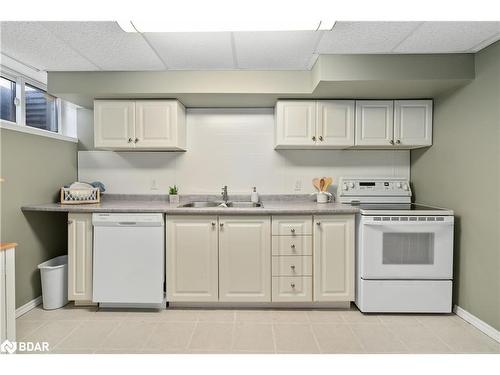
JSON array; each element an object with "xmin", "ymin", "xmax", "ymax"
[
  {"xmin": 272, "ymin": 276, "xmax": 312, "ymax": 302},
  {"xmin": 272, "ymin": 256, "xmax": 312, "ymax": 276},
  {"xmin": 272, "ymin": 236, "xmax": 312, "ymax": 256},
  {"xmin": 272, "ymin": 216, "xmax": 312, "ymax": 235}
]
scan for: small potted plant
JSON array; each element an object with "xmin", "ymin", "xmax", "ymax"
[{"xmin": 169, "ymin": 185, "xmax": 179, "ymax": 204}]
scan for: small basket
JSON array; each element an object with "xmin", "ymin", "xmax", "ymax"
[{"xmin": 60, "ymin": 187, "xmax": 100, "ymax": 204}]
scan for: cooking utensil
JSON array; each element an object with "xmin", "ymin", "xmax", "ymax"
[
  {"xmin": 324, "ymin": 177, "xmax": 333, "ymax": 191},
  {"xmin": 312, "ymin": 178, "xmax": 321, "ymax": 191},
  {"xmin": 319, "ymin": 178, "xmax": 325, "ymax": 192}
]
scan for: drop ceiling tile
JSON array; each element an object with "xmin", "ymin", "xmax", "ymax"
[
  {"xmin": 394, "ymin": 21, "xmax": 500, "ymax": 53},
  {"xmin": 144, "ymin": 32, "xmax": 234, "ymax": 70},
  {"xmin": 40, "ymin": 22, "xmax": 165, "ymax": 71},
  {"xmin": 233, "ymin": 31, "xmax": 319, "ymax": 69},
  {"xmin": 317, "ymin": 21, "xmax": 421, "ymax": 53},
  {"xmin": 0, "ymin": 21, "xmax": 96, "ymax": 71}
]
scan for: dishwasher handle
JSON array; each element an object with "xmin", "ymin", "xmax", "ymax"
[{"xmin": 118, "ymin": 222, "xmax": 137, "ymax": 226}]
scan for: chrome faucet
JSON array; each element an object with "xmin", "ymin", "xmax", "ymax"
[{"xmin": 221, "ymin": 185, "xmax": 229, "ymax": 203}]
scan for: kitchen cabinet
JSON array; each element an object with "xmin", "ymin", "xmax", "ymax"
[
  {"xmin": 0, "ymin": 243, "xmax": 16, "ymax": 343},
  {"xmin": 355, "ymin": 100, "xmax": 394, "ymax": 147},
  {"xmin": 218, "ymin": 216, "xmax": 271, "ymax": 302},
  {"xmin": 275, "ymin": 101, "xmax": 316, "ymax": 147},
  {"xmin": 68, "ymin": 213, "xmax": 93, "ymax": 302},
  {"xmin": 94, "ymin": 100, "xmax": 186, "ymax": 151},
  {"xmin": 316, "ymin": 100, "xmax": 355, "ymax": 148},
  {"xmin": 166, "ymin": 216, "xmax": 219, "ymax": 302},
  {"xmin": 354, "ymin": 99, "xmax": 433, "ymax": 148},
  {"xmin": 313, "ymin": 215, "xmax": 355, "ymax": 302},
  {"xmin": 94, "ymin": 100, "xmax": 135, "ymax": 149},
  {"xmin": 394, "ymin": 100, "xmax": 432, "ymax": 147},
  {"xmin": 275, "ymin": 100, "xmax": 355, "ymax": 149}
]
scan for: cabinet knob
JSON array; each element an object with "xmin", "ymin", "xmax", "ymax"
[
  {"xmin": 290, "ymin": 228, "xmax": 295, "ymax": 233},
  {"xmin": 128, "ymin": 138, "xmax": 133, "ymax": 143},
  {"xmin": 396, "ymin": 139, "xmax": 401, "ymax": 145},
  {"xmin": 316, "ymin": 221, "xmax": 321, "ymax": 226},
  {"xmin": 312, "ymin": 136, "xmax": 316, "ymax": 141},
  {"xmin": 67, "ymin": 220, "xmax": 73, "ymax": 225},
  {"xmin": 211, "ymin": 222, "xmax": 216, "ymax": 226},
  {"xmin": 390, "ymin": 139, "xmax": 395, "ymax": 145},
  {"xmin": 290, "ymin": 265, "xmax": 296, "ymax": 270},
  {"xmin": 290, "ymin": 283, "xmax": 296, "ymax": 288},
  {"xmin": 291, "ymin": 244, "xmax": 296, "ymax": 249},
  {"xmin": 319, "ymin": 136, "xmax": 323, "ymax": 141},
  {"xmin": 134, "ymin": 138, "xmax": 139, "ymax": 143},
  {"xmin": 220, "ymin": 223, "xmax": 224, "ymax": 228}
]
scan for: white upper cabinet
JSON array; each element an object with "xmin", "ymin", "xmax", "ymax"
[
  {"xmin": 355, "ymin": 100, "xmax": 394, "ymax": 147},
  {"xmin": 275, "ymin": 101, "xmax": 317, "ymax": 148},
  {"xmin": 316, "ymin": 100, "xmax": 355, "ymax": 148},
  {"xmin": 394, "ymin": 100, "xmax": 432, "ymax": 147},
  {"xmin": 94, "ymin": 101, "xmax": 135, "ymax": 149},
  {"xmin": 94, "ymin": 100, "xmax": 186, "ymax": 151},
  {"xmin": 275, "ymin": 100, "xmax": 355, "ymax": 149}
]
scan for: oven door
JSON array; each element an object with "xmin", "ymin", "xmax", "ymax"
[{"xmin": 360, "ymin": 215, "xmax": 454, "ymax": 279}]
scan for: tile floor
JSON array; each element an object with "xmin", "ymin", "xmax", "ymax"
[{"xmin": 16, "ymin": 303, "xmax": 500, "ymax": 354}]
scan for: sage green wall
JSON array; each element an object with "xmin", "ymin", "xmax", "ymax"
[
  {"xmin": 411, "ymin": 41, "xmax": 500, "ymax": 330},
  {"xmin": 0, "ymin": 128, "xmax": 77, "ymax": 308}
]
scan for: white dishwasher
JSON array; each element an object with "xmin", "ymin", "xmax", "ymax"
[{"xmin": 92, "ymin": 213, "xmax": 165, "ymax": 308}]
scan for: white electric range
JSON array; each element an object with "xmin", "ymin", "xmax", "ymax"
[{"xmin": 337, "ymin": 177, "xmax": 454, "ymax": 313}]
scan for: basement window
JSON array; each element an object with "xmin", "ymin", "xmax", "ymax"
[
  {"xmin": 25, "ymin": 84, "xmax": 58, "ymax": 133},
  {"xmin": 0, "ymin": 76, "xmax": 16, "ymax": 123}
]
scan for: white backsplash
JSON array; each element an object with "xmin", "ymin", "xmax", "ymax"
[{"xmin": 78, "ymin": 108, "xmax": 410, "ymax": 195}]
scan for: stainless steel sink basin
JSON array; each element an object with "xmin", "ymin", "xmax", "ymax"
[
  {"xmin": 180, "ymin": 201, "xmax": 220, "ymax": 208},
  {"xmin": 227, "ymin": 201, "xmax": 263, "ymax": 208},
  {"xmin": 179, "ymin": 201, "xmax": 263, "ymax": 208}
]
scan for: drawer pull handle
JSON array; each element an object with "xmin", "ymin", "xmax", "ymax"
[
  {"xmin": 290, "ymin": 265, "xmax": 296, "ymax": 270},
  {"xmin": 291, "ymin": 244, "xmax": 296, "ymax": 249},
  {"xmin": 291, "ymin": 283, "xmax": 296, "ymax": 288},
  {"xmin": 290, "ymin": 228, "xmax": 295, "ymax": 233}
]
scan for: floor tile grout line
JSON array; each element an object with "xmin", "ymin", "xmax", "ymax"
[
  {"xmin": 185, "ymin": 318, "xmax": 200, "ymax": 351},
  {"xmin": 378, "ymin": 319, "xmax": 412, "ymax": 354},
  {"xmin": 346, "ymin": 324, "xmax": 367, "ymax": 354},
  {"xmin": 50, "ymin": 320, "xmax": 86, "ymax": 352},
  {"xmin": 308, "ymin": 323, "xmax": 322, "ymax": 354}
]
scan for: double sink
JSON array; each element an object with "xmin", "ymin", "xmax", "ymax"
[{"xmin": 180, "ymin": 201, "xmax": 263, "ymax": 208}]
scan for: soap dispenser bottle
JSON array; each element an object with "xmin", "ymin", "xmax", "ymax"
[{"xmin": 251, "ymin": 187, "xmax": 259, "ymax": 203}]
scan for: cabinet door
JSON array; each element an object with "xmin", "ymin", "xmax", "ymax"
[
  {"xmin": 135, "ymin": 101, "xmax": 179, "ymax": 149},
  {"xmin": 68, "ymin": 213, "xmax": 93, "ymax": 301},
  {"xmin": 317, "ymin": 100, "xmax": 355, "ymax": 148},
  {"xmin": 94, "ymin": 100, "xmax": 135, "ymax": 149},
  {"xmin": 166, "ymin": 216, "xmax": 218, "ymax": 302},
  {"xmin": 394, "ymin": 100, "xmax": 432, "ymax": 147},
  {"xmin": 275, "ymin": 101, "xmax": 317, "ymax": 147},
  {"xmin": 313, "ymin": 215, "xmax": 355, "ymax": 302},
  {"xmin": 355, "ymin": 100, "xmax": 394, "ymax": 146},
  {"xmin": 219, "ymin": 216, "xmax": 271, "ymax": 302}
]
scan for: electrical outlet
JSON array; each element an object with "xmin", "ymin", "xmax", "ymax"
[
  {"xmin": 150, "ymin": 179, "xmax": 159, "ymax": 190},
  {"xmin": 294, "ymin": 180, "xmax": 302, "ymax": 192}
]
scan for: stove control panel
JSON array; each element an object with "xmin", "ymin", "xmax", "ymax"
[{"xmin": 337, "ymin": 177, "xmax": 412, "ymax": 203}]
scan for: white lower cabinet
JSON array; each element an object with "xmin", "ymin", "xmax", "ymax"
[
  {"xmin": 68, "ymin": 213, "xmax": 93, "ymax": 302},
  {"xmin": 166, "ymin": 216, "xmax": 219, "ymax": 302},
  {"xmin": 313, "ymin": 215, "xmax": 355, "ymax": 302},
  {"xmin": 218, "ymin": 216, "xmax": 271, "ymax": 302}
]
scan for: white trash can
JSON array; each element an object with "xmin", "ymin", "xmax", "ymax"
[{"xmin": 38, "ymin": 255, "xmax": 68, "ymax": 310}]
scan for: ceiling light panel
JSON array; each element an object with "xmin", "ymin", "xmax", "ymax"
[
  {"xmin": 393, "ymin": 21, "xmax": 500, "ymax": 53},
  {"xmin": 144, "ymin": 32, "xmax": 234, "ymax": 70},
  {"xmin": 317, "ymin": 21, "xmax": 421, "ymax": 54},
  {"xmin": 0, "ymin": 21, "xmax": 96, "ymax": 71},
  {"xmin": 40, "ymin": 22, "xmax": 165, "ymax": 70},
  {"xmin": 233, "ymin": 31, "xmax": 320, "ymax": 70}
]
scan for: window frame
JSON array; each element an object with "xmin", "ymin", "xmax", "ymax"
[{"xmin": 0, "ymin": 68, "xmax": 75, "ymax": 143}]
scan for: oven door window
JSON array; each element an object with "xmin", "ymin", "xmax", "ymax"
[{"xmin": 383, "ymin": 233, "xmax": 434, "ymax": 265}]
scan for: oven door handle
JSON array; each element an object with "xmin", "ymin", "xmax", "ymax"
[{"xmin": 364, "ymin": 221, "xmax": 453, "ymax": 226}]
